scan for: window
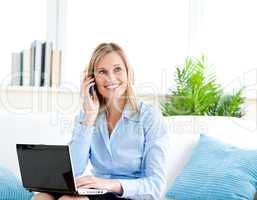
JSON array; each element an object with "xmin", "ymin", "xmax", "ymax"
[
  {"xmin": 191, "ymin": 0, "xmax": 257, "ymax": 98},
  {"xmin": 3, "ymin": 0, "xmax": 256, "ymax": 98},
  {"xmin": 62, "ymin": 0, "xmax": 189, "ymax": 95},
  {"xmin": 0, "ymin": 0, "xmax": 47, "ymax": 86}
]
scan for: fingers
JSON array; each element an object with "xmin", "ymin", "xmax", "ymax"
[
  {"xmin": 76, "ymin": 176, "xmax": 95, "ymax": 187},
  {"xmin": 75, "ymin": 176, "xmax": 104, "ymax": 189},
  {"xmin": 82, "ymin": 77, "xmax": 95, "ymax": 97},
  {"xmin": 83, "ymin": 77, "xmax": 94, "ymax": 88},
  {"xmin": 86, "ymin": 82, "xmax": 96, "ymax": 95},
  {"xmin": 83, "ymin": 75, "xmax": 94, "ymax": 83},
  {"xmin": 75, "ymin": 176, "xmax": 111, "ymax": 192},
  {"xmin": 79, "ymin": 183, "xmax": 100, "ymax": 189},
  {"xmin": 76, "ymin": 179, "xmax": 92, "ymax": 187}
]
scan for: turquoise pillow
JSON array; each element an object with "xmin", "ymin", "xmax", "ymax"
[
  {"xmin": 166, "ymin": 134, "xmax": 257, "ymax": 200},
  {"xmin": 0, "ymin": 165, "xmax": 33, "ymax": 200}
]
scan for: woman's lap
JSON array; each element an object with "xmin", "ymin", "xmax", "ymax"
[
  {"xmin": 48, "ymin": 192, "xmax": 129, "ymax": 200},
  {"xmin": 88, "ymin": 193, "xmax": 129, "ymax": 200}
]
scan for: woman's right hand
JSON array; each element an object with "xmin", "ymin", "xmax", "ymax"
[{"xmin": 81, "ymin": 76, "xmax": 100, "ymax": 125}]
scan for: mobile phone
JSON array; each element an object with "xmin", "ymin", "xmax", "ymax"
[
  {"xmin": 84, "ymin": 74, "xmax": 94, "ymax": 96},
  {"xmin": 89, "ymin": 84, "xmax": 95, "ymax": 96}
]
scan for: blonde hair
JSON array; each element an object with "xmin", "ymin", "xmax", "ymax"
[{"xmin": 84, "ymin": 42, "xmax": 139, "ymax": 116}]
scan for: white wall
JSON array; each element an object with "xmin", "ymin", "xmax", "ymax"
[{"xmin": 0, "ymin": 88, "xmax": 255, "ymax": 122}]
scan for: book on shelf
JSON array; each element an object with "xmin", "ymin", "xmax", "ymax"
[
  {"xmin": 21, "ymin": 49, "xmax": 32, "ymax": 86},
  {"xmin": 11, "ymin": 52, "xmax": 21, "ymax": 86},
  {"xmin": 11, "ymin": 40, "xmax": 62, "ymax": 88},
  {"xmin": 20, "ymin": 51, "xmax": 23, "ymax": 85},
  {"xmin": 30, "ymin": 42, "xmax": 35, "ymax": 85},
  {"xmin": 41, "ymin": 41, "xmax": 53, "ymax": 87},
  {"xmin": 51, "ymin": 49, "xmax": 61, "ymax": 87},
  {"xmin": 31, "ymin": 40, "xmax": 43, "ymax": 87}
]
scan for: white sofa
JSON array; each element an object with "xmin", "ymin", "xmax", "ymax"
[{"xmin": 1, "ymin": 111, "xmax": 257, "ymax": 200}]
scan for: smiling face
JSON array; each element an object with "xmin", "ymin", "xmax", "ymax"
[{"xmin": 94, "ymin": 52, "xmax": 128, "ymax": 101}]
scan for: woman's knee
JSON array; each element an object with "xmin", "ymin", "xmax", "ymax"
[
  {"xmin": 31, "ymin": 192, "xmax": 55, "ymax": 200},
  {"xmin": 58, "ymin": 195, "xmax": 89, "ymax": 200}
]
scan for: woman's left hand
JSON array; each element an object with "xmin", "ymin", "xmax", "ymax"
[{"xmin": 75, "ymin": 175, "xmax": 123, "ymax": 194}]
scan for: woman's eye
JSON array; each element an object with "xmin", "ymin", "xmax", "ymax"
[
  {"xmin": 99, "ymin": 70, "xmax": 106, "ymax": 74},
  {"xmin": 114, "ymin": 67, "xmax": 122, "ymax": 72}
]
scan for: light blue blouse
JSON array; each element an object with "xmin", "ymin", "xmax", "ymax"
[{"xmin": 69, "ymin": 101, "xmax": 169, "ymax": 200}]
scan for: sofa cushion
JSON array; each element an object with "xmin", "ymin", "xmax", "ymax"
[
  {"xmin": 166, "ymin": 134, "xmax": 257, "ymax": 200},
  {"xmin": 161, "ymin": 116, "xmax": 257, "ymax": 200},
  {"xmin": 0, "ymin": 165, "xmax": 33, "ymax": 200}
]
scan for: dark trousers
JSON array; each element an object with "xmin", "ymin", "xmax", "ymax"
[
  {"xmin": 50, "ymin": 192, "xmax": 129, "ymax": 200},
  {"xmin": 89, "ymin": 193, "xmax": 130, "ymax": 200}
]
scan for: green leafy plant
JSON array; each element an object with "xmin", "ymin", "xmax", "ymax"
[{"xmin": 161, "ymin": 56, "xmax": 245, "ymax": 117}]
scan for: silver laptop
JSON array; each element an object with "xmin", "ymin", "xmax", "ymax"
[{"xmin": 16, "ymin": 144, "xmax": 107, "ymax": 195}]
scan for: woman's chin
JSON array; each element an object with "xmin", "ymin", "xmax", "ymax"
[{"xmin": 103, "ymin": 91, "xmax": 127, "ymax": 101}]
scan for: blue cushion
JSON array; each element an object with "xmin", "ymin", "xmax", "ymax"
[
  {"xmin": 0, "ymin": 165, "xmax": 33, "ymax": 200},
  {"xmin": 166, "ymin": 134, "xmax": 257, "ymax": 200}
]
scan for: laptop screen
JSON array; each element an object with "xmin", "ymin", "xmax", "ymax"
[{"xmin": 16, "ymin": 144, "xmax": 76, "ymax": 193}]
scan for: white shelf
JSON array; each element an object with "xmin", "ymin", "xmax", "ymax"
[
  {"xmin": 0, "ymin": 85, "xmax": 80, "ymax": 94},
  {"xmin": 0, "ymin": 85, "xmax": 256, "ymax": 101}
]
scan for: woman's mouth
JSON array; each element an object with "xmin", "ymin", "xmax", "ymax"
[{"xmin": 104, "ymin": 84, "xmax": 120, "ymax": 90}]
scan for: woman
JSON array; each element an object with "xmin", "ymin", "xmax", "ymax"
[{"xmin": 32, "ymin": 43, "xmax": 169, "ymax": 200}]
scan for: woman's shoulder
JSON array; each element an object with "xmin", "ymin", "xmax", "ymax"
[
  {"xmin": 73, "ymin": 110, "xmax": 86, "ymax": 123},
  {"xmin": 130, "ymin": 101, "xmax": 162, "ymax": 122},
  {"xmin": 139, "ymin": 101, "xmax": 162, "ymax": 114}
]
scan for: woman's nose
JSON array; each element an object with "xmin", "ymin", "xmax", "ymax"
[{"xmin": 106, "ymin": 71, "xmax": 117, "ymax": 82}]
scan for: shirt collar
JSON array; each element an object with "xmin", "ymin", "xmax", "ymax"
[
  {"xmin": 122, "ymin": 103, "xmax": 140, "ymax": 122},
  {"xmin": 96, "ymin": 103, "xmax": 141, "ymax": 123}
]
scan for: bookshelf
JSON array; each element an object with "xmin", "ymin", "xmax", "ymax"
[
  {"xmin": 0, "ymin": 85, "xmax": 79, "ymax": 94},
  {"xmin": 0, "ymin": 85, "xmax": 81, "ymax": 114},
  {"xmin": 11, "ymin": 40, "xmax": 62, "ymax": 88}
]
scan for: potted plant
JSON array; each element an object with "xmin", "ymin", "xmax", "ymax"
[{"xmin": 161, "ymin": 56, "xmax": 245, "ymax": 117}]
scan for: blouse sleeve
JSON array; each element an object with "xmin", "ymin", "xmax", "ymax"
[{"xmin": 68, "ymin": 111, "xmax": 95, "ymax": 177}]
